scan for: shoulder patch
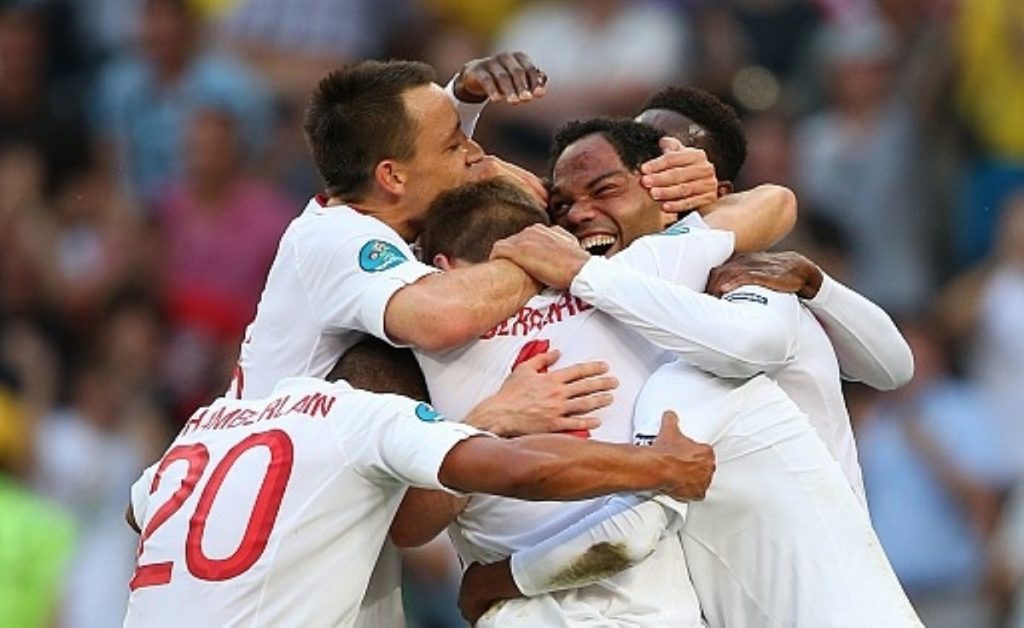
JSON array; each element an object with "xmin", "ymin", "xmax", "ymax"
[
  {"xmin": 359, "ymin": 240, "xmax": 409, "ymax": 272},
  {"xmin": 414, "ymin": 403, "xmax": 444, "ymax": 423},
  {"xmin": 724, "ymin": 291, "xmax": 769, "ymax": 306},
  {"xmin": 659, "ymin": 222, "xmax": 690, "ymax": 236}
]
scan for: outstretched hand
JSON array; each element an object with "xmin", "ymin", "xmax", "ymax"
[{"xmin": 454, "ymin": 51, "xmax": 547, "ymax": 105}]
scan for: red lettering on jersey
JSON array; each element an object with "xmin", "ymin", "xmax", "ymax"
[
  {"xmin": 227, "ymin": 409, "xmax": 257, "ymax": 429},
  {"xmin": 480, "ymin": 292, "xmax": 595, "ymax": 340},
  {"xmin": 576, "ymin": 296, "xmax": 593, "ymax": 312},
  {"xmin": 310, "ymin": 393, "xmax": 336, "ymax": 418},
  {"xmin": 288, "ymin": 395, "xmax": 312, "ymax": 415},
  {"xmin": 181, "ymin": 408, "xmax": 208, "ymax": 436}
]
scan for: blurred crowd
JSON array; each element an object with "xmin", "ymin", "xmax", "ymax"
[{"xmin": 0, "ymin": 0, "xmax": 1021, "ymax": 626}]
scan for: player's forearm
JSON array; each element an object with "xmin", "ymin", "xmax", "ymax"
[
  {"xmin": 573, "ymin": 258, "xmax": 796, "ymax": 377},
  {"xmin": 440, "ymin": 435, "xmax": 680, "ymax": 502},
  {"xmin": 510, "ymin": 495, "xmax": 681, "ymax": 595},
  {"xmin": 386, "ymin": 260, "xmax": 539, "ymax": 352},
  {"xmin": 702, "ymin": 184, "xmax": 797, "ymax": 252},
  {"xmin": 390, "ymin": 488, "xmax": 466, "ymax": 548},
  {"xmin": 804, "ymin": 273, "xmax": 914, "ymax": 390}
]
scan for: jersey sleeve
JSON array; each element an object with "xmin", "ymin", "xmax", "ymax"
[
  {"xmin": 443, "ymin": 77, "xmax": 488, "ymax": 138},
  {"xmin": 803, "ymin": 273, "xmax": 914, "ymax": 390},
  {"xmin": 335, "ymin": 394, "xmax": 487, "ymax": 493},
  {"xmin": 129, "ymin": 463, "xmax": 158, "ymax": 527},
  {"xmin": 609, "ymin": 214, "xmax": 734, "ymax": 289},
  {"xmin": 295, "ymin": 230, "xmax": 438, "ymax": 345},
  {"xmin": 509, "ymin": 494, "xmax": 685, "ymax": 596},
  {"xmin": 572, "ymin": 257, "xmax": 799, "ymax": 378}
]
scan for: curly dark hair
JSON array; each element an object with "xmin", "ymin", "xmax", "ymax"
[
  {"xmin": 549, "ymin": 117, "xmax": 664, "ymax": 180},
  {"xmin": 639, "ymin": 86, "xmax": 747, "ymax": 182}
]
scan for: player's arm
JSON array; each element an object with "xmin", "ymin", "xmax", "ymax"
[
  {"xmin": 438, "ymin": 411, "xmax": 712, "ymax": 503},
  {"xmin": 385, "ymin": 260, "xmax": 541, "ymax": 352},
  {"xmin": 708, "ymin": 252, "xmax": 914, "ymax": 389},
  {"xmin": 700, "ymin": 184, "xmax": 797, "ymax": 252},
  {"xmin": 390, "ymin": 488, "xmax": 467, "ymax": 548},
  {"xmin": 492, "ymin": 226, "xmax": 800, "ymax": 378},
  {"xmin": 458, "ymin": 495, "xmax": 682, "ymax": 624},
  {"xmin": 126, "ymin": 503, "xmax": 140, "ymax": 534}
]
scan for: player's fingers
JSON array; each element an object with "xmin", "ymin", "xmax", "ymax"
[
  {"xmin": 550, "ymin": 359, "xmax": 610, "ymax": 383},
  {"xmin": 496, "ymin": 52, "xmax": 532, "ymax": 101},
  {"xmin": 562, "ymin": 374, "xmax": 619, "ymax": 399},
  {"xmin": 513, "ymin": 349, "xmax": 560, "ymax": 373},
  {"xmin": 512, "ymin": 52, "xmax": 546, "ymax": 95},
  {"xmin": 640, "ymin": 148, "xmax": 705, "ymax": 175},
  {"xmin": 660, "ymin": 191, "xmax": 719, "ymax": 213},
  {"xmin": 486, "ymin": 60, "xmax": 519, "ymax": 103},
  {"xmin": 550, "ymin": 415, "xmax": 601, "ymax": 433},
  {"xmin": 472, "ymin": 69, "xmax": 502, "ymax": 102},
  {"xmin": 660, "ymin": 409, "xmax": 680, "ymax": 435},
  {"xmin": 659, "ymin": 136, "xmax": 685, "ymax": 152},
  {"xmin": 562, "ymin": 392, "xmax": 615, "ymax": 416}
]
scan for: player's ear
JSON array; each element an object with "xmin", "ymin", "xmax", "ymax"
[
  {"xmin": 433, "ymin": 253, "xmax": 454, "ymax": 271},
  {"xmin": 375, "ymin": 159, "xmax": 407, "ymax": 196},
  {"xmin": 718, "ymin": 181, "xmax": 734, "ymax": 197}
]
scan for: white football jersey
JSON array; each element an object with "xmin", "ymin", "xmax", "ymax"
[{"xmin": 123, "ymin": 378, "xmax": 481, "ymax": 628}]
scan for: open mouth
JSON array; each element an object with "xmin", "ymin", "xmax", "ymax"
[{"xmin": 579, "ymin": 234, "xmax": 617, "ymax": 257}]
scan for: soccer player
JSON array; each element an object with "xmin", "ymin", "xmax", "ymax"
[
  {"xmin": 226, "ymin": 56, "xmax": 771, "ymax": 626},
  {"xmin": 456, "ymin": 119, "xmax": 919, "ymax": 626},
  {"xmin": 631, "ymin": 87, "xmax": 914, "ymax": 501},
  {"xmin": 121, "ymin": 353, "xmax": 715, "ymax": 628}
]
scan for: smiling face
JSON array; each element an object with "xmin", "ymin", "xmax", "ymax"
[{"xmin": 549, "ymin": 133, "xmax": 663, "ymax": 256}]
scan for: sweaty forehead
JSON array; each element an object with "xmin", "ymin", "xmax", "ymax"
[{"xmin": 552, "ymin": 134, "xmax": 627, "ymax": 190}]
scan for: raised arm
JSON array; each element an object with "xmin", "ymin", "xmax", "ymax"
[
  {"xmin": 701, "ymin": 184, "xmax": 797, "ymax": 252},
  {"xmin": 707, "ymin": 252, "xmax": 914, "ymax": 389}
]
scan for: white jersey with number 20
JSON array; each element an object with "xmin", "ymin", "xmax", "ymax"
[{"xmin": 123, "ymin": 378, "xmax": 480, "ymax": 628}]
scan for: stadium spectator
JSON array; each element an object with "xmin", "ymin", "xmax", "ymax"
[
  {"xmin": 856, "ymin": 320, "xmax": 1016, "ymax": 628},
  {"xmin": 795, "ymin": 16, "xmax": 933, "ymax": 313},
  {"xmin": 91, "ymin": 0, "xmax": 271, "ymax": 202}
]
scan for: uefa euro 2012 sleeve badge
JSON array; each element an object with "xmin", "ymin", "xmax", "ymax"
[
  {"xmin": 359, "ymin": 239, "xmax": 409, "ymax": 272},
  {"xmin": 414, "ymin": 403, "xmax": 445, "ymax": 422}
]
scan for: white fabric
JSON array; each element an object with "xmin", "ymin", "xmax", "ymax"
[
  {"xmin": 634, "ymin": 369, "xmax": 920, "ymax": 627},
  {"xmin": 124, "ymin": 379, "xmax": 481, "ymax": 628},
  {"xmin": 805, "ymin": 272, "xmax": 915, "ymax": 390},
  {"xmin": 414, "ymin": 221, "xmax": 733, "ymax": 624},
  {"xmin": 230, "ymin": 198, "xmax": 437, "ymax": 400},
  {"xmin": 575, "ymin": 217, "xmax": 868, "ymax": 502}
]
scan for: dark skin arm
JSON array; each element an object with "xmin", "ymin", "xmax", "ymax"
[
  {"xmin": 707, "ymin": 251, "xmax": 824, "ymax": 299},
  {"xmin": 439, "ymin": 410, "xmax": 713, "ymax": 503}
]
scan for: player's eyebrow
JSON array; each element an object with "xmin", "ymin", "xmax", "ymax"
[{"xmin": 584, "ymin": 170, "xmax": 627, "ymax": 191}]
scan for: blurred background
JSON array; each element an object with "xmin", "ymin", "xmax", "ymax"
[{"xmin": 0, "ymin": 0, "xmax": 1021, "ymax": 626}]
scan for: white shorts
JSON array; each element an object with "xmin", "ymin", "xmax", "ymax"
[{"xmin": 636, "ymin": 369, "xmax": 922, "ymax": 627}]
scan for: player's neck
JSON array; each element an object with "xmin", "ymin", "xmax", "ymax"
[{"xmin": 329, "ymin": 195, "xmax": 418, "ymax": 242}]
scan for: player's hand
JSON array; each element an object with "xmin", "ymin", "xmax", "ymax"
[
  {"xmin": 651, "ymin": 410, "xmax": 715, "ymax": 501},
  {"xmin": 469, "ymin": 155, "xmax": 548, "ymax": 206},
  {"xmin": 459, "ymin": 560, "xmax": 519, "ymax": 625},
  {"xmin": 465, "ymin": 350, "xmax": 616, "ymax": 437},
  {"xmin": 707, "ymin": 251, "xmax": 824, "ymax": 299},
  {"xmin": 453, "ymin": 51, "xmax": 548, "ymax": 105},
  {"xmin": 639, "ymin": 137, "xmax": 718, "ymax": 214},
  {"xmin": 490, "ymin": 224, "xmax": 589, "ymax": 289}
]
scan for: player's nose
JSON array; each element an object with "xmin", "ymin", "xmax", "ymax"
[
  {"xmin": 565, "ymin": 200, "xmax": 599, "ymax": 227},
  {"xmin": 464, "ymin": 138, "xmax": 484, "ymax": 164}
]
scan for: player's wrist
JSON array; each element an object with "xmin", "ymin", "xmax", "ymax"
[{"xmin": 797, "ymin": 261, "xmax": 824, "ymax": 300}]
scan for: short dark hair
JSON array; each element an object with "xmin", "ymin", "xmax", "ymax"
[
  {"xmin": 549, "ymin": 118, "xmax": 663, "ymax": 180},
  {"xmin": 303, "ymin": 60, "xmax": 435, "ymax": 200},
  {"xmin": 419, "ymin": 178, "xmax": 549, "ymax": 264},
  {"xmin": 639, "ymin": 87, "xmax": 747, "ymax": 182},
  {"xmin": 327, "ymin": 337, "xmax": 429, "ymax": 402}
]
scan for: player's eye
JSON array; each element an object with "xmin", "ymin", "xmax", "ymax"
[
  {"xmin": 595, "ymin": 185, "xmax": 617, "ymax": 197},
  {"xmin": 550, "ymin": 200, "xmax": 571, "ymax": 216}
]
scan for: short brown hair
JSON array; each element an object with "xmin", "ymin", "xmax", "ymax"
[
  {"xmin": 419, "ymin": 179, "xmax": 549, "ymax": 264},
  {"xmin": 303, "ymin": 60, "xmax": 435, "ymax": 200}
]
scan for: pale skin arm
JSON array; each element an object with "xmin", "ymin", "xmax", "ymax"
[
  {"xmin": 700, "ymin": 184, "xmax": 797, "ymax": 253},
  {"xmin": 385, "ymin": 259, "xmax": 540, "ymax": 352}
]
